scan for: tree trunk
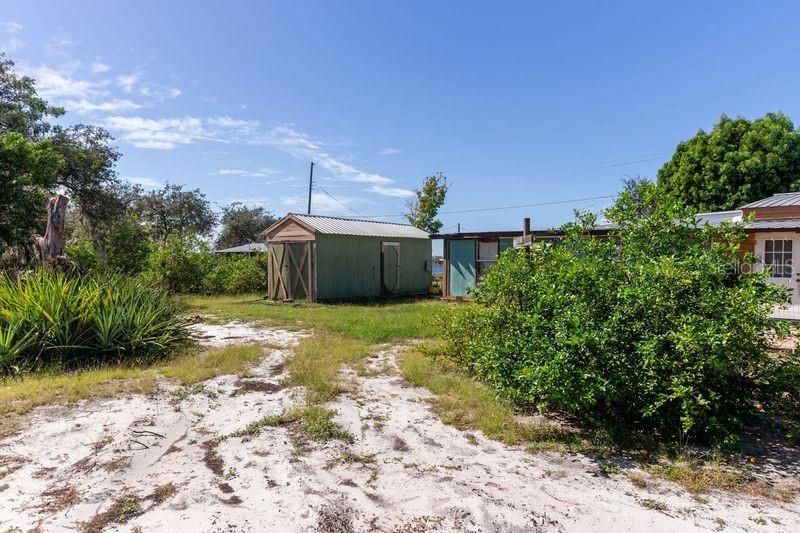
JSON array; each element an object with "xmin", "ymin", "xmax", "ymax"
[{"xmin": 33, "ymin": 194, "xmax": 73, "ymax": 270}]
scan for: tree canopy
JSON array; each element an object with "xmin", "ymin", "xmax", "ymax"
[
  {"xmin": 215, "ymin": 202, "xmax": 276, "ymax": 250},
  {"xmin": 0, "ymin": 132, "xmax": 61, "ymax": 248},
  {"xmin": 657, "ymin": 112, "xmax": 800, "ymax": 212},
  {"xmin": 0, "ymin": 55, "xmax": 64, "ymax": 139},
  {"xmin": 404, "ymin": 172, "xmax": 449, "ymax": 233},
  {"xmin": 135, "ymin": 183, "xmax": 217, "ymax": 241}
]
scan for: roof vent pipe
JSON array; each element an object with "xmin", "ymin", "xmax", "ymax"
[{"xmin": 523, "ymin": 217, "xmax": 530, "ymax": 236}]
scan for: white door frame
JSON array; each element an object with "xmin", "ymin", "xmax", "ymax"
[{"xmin": 754, "ymin": 232, "xmax": 800, "ymax": 304}]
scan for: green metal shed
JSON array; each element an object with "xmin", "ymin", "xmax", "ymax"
[{"xmin": 261, "ymin": 213, "xmax": 432, "ymax": 301}]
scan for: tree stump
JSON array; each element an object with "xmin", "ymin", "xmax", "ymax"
[{"xmin": 33, "ymin": 194, "xmax": 74, "ymax": 270}]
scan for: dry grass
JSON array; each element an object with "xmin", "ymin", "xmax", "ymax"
[
  {"xmin": 159, "ymin": 344, "xmax": 267, "ymax": 384},
  {"xmin": 647, "ymin": 460, "xmax": 798, "ymax": 502},
  {"xmin": 399, "ymin": 345, "xmax": 590, "ymax": 453},
  {"xmin": 0, "ymin": 343, "xmax": 269, "ymax": 439},
  {"xmin": 286, "ymin": 333, "xmax": 371, "ymax": 403}
]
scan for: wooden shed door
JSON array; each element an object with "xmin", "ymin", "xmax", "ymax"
[
  {"xmin": 269, "ymin": 241, "xmax": 313, "ymax": 301},
  {"xmin": 381, "ymin": 242, "xmax": 400, "ymax": 295}
]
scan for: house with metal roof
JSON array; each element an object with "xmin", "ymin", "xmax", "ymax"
[{"xmin": 260, "ymin": 213, "xmax": 432, "ymax": 301}]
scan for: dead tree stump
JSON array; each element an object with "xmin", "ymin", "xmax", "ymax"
[{"xmin": 33, "ymin": 194, "xmax": 74, "ymax": 270}]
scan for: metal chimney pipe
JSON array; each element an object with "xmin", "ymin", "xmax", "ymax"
[{"xmin": 523, "ymin": 217, "xmax": 530, "ymax": 236}]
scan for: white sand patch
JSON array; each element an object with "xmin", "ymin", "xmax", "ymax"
[{"xmin": 1, "ymin": 325, "xmax": 798, "ymax": 532}]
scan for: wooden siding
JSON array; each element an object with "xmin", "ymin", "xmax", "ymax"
[
  {"xmin": 742, "ymin": 205, "xmax": 800, "ymax": 221},
  {"xmin": 313, "ymin": 234, "xmax": 431, "ymax": 300},
  {"xmin": 266, "ymin": 219, "xmax": 315, "ymax": 242}
]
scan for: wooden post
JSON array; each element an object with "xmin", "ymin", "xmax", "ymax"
[{"xmin": 33, "ymin": 194, "xmax": 72, "ymax": 270}]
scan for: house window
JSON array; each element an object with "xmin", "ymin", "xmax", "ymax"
[
  {"xmin": 765, "ymin": 239, "xmax": 793, "ymax": 278},
  {"xmin": 477, "ymin": 240, "xmax": 498, "ymax": 278}
]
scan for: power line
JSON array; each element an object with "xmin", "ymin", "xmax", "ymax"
[
  {"xmin": 315, "ymin": 185, "xmax": 369, "ymax": 218},
  {"xmin": 363, "ymin": 194, "xmax": 615, "ymax": 219}
]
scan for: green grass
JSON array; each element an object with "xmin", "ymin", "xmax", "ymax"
[
  {"xmin": 183, "ymin": 295, "xmax": 443, "ymax": 343},
  {"xmin": 399, "ymin": 344, "xmax": 591, "ymax": 453},
  {"xmin": 186, "ymin": 295, "xmax": 446, "ymax": 404}
]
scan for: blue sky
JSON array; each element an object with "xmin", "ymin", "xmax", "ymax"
[{"xmin": 4, "ymin": 1, "xmax": 800, "ymax": 243}]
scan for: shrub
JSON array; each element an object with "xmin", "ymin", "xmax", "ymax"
[
  {"xmin": 437, "ymin": 202, "xmax": 799, "ymax": 446},
  {"xmin": 202, "ymin": 254, "xmax": 267, "ymax": 295},
  {"xmin": 0, "ymin": 269, "xmax": 188, "ymax": 374},
  {"xmin": 140, "ymin": 235, "xmax": 215, "ymax": 293}
]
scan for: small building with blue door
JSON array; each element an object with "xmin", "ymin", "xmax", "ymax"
[{"xmin": 433, "ymin": 219, "xmax": 562, "ymax": 299}]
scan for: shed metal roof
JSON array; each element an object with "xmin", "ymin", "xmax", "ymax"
[
  {"xmin": 214, "ymin": 242, "xmax": 267, "ymax": 253},
  {"xmin": 286, "ymin": 214, "xmax": 430, "ymax": 239},
  {"xmin": 741, "ymin": 192, "xmax": 800, "ymax": 208}
]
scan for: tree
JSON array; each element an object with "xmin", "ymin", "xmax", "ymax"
[
  {"xmin": 51, "ymin": 125, "xmax": 125, "ymax": 261},
  {"xmin": 135, "ymin": 183, "xmax": 217, "ymax": 241},
  {"xmin": 405, "ymin": 172, "xmax": 449, "ymax": 233},
  {"xmin": 658, "ymin": 112, "xmax": 800, "ymax": 212},
  {"xmin": 0, "ymin": 132, "xmax": 61, "ymax": 249},
  {"xmin": 437, "ymin": 200, "xmax": 797, "ymax": 446},
  {"xmin": 215, "ymin": 203, "xmax": 277, "ymax": 250},
  {"xmin": 606, "ymin": 176, "xmax": 660, "ymax": 222},
  {"xmin": 0, "ymin": 55, "xmax": 64, "ymax": 139}
]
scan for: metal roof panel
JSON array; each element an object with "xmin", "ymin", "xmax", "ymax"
[
  {"xmin": 741, "ymin": 192, "xmax": 800, "ymax": 208},
  {"xmin": 290, "ymin": 214, "xmax": 430, "ymax": 239}
]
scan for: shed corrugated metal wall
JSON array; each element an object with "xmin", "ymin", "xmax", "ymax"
[{"xmin": 314, "ymin": 234, "xmax": 431, "ymax": 300}]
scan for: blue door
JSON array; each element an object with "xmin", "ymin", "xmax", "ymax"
[{"xmin": 449, "ymin": 239, "xmax": 476, "ymax": 297}]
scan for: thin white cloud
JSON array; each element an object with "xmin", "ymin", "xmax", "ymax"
[
  {"xmin": 0, "ymin": 21, "xmax": 23, "ymax": 52},
  {"xmin": 251, "ymin": 125, "xmax": 413, "ymax": 198},
  {"xmin": 66, "ymin": 98, "xmax": 141, "ymax": 113},
  {"xmin": 378, "ymin": 147, "xmax": 403, "ymax": 156},
  {"xmin": 91, "ymin": 62, "xmax": 110, "ymax": 73},
  {"xmin": 123, "ymin": 176, "xmax": 164, "ymax": 189},
  {"xmin": 25, "ymin": 64, "xmax": 99, "ymax": 100},
  {"xmin": 104, "ymin": 115, "xmax": 256, "ymax": 149},
  {"xmin": 368, "ymin": 185, "xmax": 414, "ymax": 198},
  {"xmin": 104, "ymin": 116, "xmax": 206, "ymax": 149},
  {"xmin": 139, "ymin": 85, "xmax": 181, "ymax": 101},
  {"xmin": 116, "ymin": 72, "xmax": 140, "ymax": 92},
  {"xmin": 213, "ymin": 167, "xmax": 281, "ymax": 178}
]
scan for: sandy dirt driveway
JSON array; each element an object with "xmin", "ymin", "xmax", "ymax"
[{"xmin": 1, "ymin": 322, "xmax": 798, "ymax": 532}]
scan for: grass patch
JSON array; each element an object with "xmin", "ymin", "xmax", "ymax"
[
  {"xmin": 159, "ymin": 344, "xmax": 266, "ymax": 384},
  {"xmin": 647, "ymin": 460, "xmax": 797, "ymax": 502},
  {"xmin": 399, "ymin": 345, "xmax": 591, "ymax": 453},
  {"xmin": 228, "ymin": 405, "xmax": 353, "ymax": 451},
  {"xmin": 287, "ymin": 333, "xmax": 371, "ymax": 402},
  {"xmin": 0, "ymin": 343, "xmax": 270, "ymax": 438},
  {"xmin": 183, "ymin": 295, "xmax": 442, "ymax": 343}
]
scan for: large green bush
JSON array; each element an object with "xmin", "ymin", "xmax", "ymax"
[
  {"xmin": 140, "ymin": 235, "xmax": 267, "ymax": 295},
  {"xmin": 0, "ymin": 270, "xmax": 188, "ymax": 373},
  {"xmin": 437, "ymin": 202, "xmax": 799, "ymax": 445},
  {"xmin": 202, "ymin": 254, "xmax": 268, "ymax": 295},
  {"xmin": 140, "ymin": 235, "xmax": 215, "ymax": 294}
]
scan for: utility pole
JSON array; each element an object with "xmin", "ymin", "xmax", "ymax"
[
  {"xmin": 306, "ymin": 161, "xmax": 315, "ymax": 214},
  {"xmin": 457, "ymin": 222, "xmax": 461, "ymax": 233}
]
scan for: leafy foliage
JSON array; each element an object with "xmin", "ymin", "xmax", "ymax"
[
  {"xmin": 215, "ymin": 202, "xmax": 276, "ymax": 250},
  {"xmin": 0, "ymin": 132, "xmax": 61, "ymax": 249},
  {"xmin": 0, "ymin": 270, "xmax": 189, "ymax": 374},
  {"xmin": 0, "ymin": 55, "xmax": 64, "ymax": 138},
  {"xmin": 658, "ymin": 112, "xmax": 800, "ymax": 211},
  {"xmin": 202, "ymin": 254, "xmax": 268, "ymax": 295},
  {"xmin": 436, "ymin": 198, "xmax": 798, "ymax": 445},
  {"xmin": 405, "ymin": 172, "xmax": 449, "ymax": 233},
  {"xmin": 140, "ymin": 235, "xmax": 215, "ymax": 294},
  {"xmin": 135, "ymin": 183, "xmax": 217, "ymax": 242}
]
